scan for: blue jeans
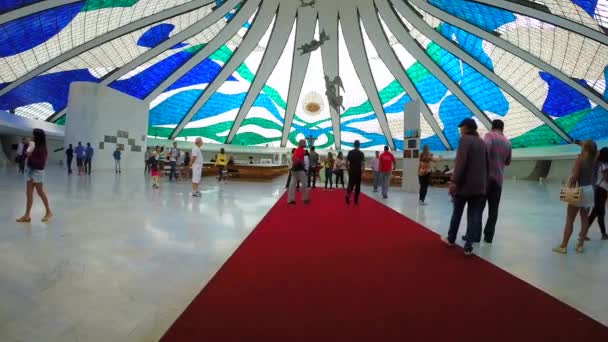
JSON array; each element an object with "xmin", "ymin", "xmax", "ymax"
[
  {"xmin": 372, "ymin": 171, "xmax": 381, "ymax": 191},
  {"xmin": 324, "ymin": 169, "xmax": 333, "ymax": 188},
  {"xmin": 169, "ymin": 161, "xmax": 177, "ymax": 180},
  {"xmin": 447, "ymin": 194, "xmax": 486, "ymax": 250},
  {"xmin": 381, "ymin": 172, "xmax": 391, "ymax": 197}
]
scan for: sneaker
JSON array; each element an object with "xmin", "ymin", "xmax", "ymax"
[
  {"xmin": 463, "ymin": 243, "xmax": 474, "ymax": 256},
  {"xmin": 552, "ymin": 246, "xmax": 567, "ymax": 254},
  {"xmin": 441, "ymin": 236, "xmax": 454, "ymax": 247},
  {"xmin": 382, "ymin": 195, "xmax": 388, "ymax": 199}
]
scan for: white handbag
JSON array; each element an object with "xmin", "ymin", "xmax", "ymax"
[{"xmin": 560, "ymin": 182, "xmax": 583, "ymax": 206}]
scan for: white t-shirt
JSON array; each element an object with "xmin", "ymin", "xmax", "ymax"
[
  {"xmin": 191, "ymin": 147, "xmax": 204, "ymax": 166},
  {"xmin": 26, "ymin": 141, "xmax": 35, "ymax": 154},
  {"xmin": 16, "ymin": 142, "xmax": 24, "ymax": 156},
  {"xmin": 597, "ymin": 163, "xmax": 608, "ymax": 191},
  {"xmin": 170, "ymin": 147, "xmax": 180, "ymax": 162}
]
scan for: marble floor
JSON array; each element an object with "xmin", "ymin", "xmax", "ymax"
[{"xmin": 0, "ymin": 167, "xmax": 606, "ymax": 341}]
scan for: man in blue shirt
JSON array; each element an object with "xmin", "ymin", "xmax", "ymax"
[
  {"xmin": 113, "ymin": 147, "xmax": 121, "ymax": 174},
  {"xmin": 74, "ymin": 142, "xmax": 86, "ymax": 175},
  {"xmin": 85, "ymin": 142, "xmax": 94, "ymax": 175}
]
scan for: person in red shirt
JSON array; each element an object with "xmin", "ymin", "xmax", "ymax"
[
  {"xmin": 287, "ymin": 139, "xmax": 310, "ymax": 204},
  {"xmin": 379, "ymin": 145, "xmax": 396, "ymax": 199}
]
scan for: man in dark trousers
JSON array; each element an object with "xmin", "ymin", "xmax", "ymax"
[
  {"xmin": 85, "ymin": 142, "xmax": 94, "ymax": 174},
  {"xmin": 442, "ymin": 118, "xmax": 488, "ymax": 256},
  {"xmin": 308, "ymin": 146, "xmax": 319, "ymax": 188},
  {"xmin": 65, "ymin": 144, "xmax": 73, "ymax": 174},
  {"xmin": 345, "ymin": 140, "xmax": 365, "ymax": 205}
]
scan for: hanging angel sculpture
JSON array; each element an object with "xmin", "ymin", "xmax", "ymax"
[
  {"xmin": 297, "ymin": 30, "xmax": 329, "ymax": 55},
  {"xmin": 325, "ymin": 75, "xmax": 345, "ymax": 112}
]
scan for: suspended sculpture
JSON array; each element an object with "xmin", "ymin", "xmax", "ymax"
[
  {"xmin": 297, "ymin": 30, "xmax": 329, "ymax": 55},
  {"xmin": 325, "ymin": 75, "xmax": 345, "ymax": 112},
  {"xmin": 299, "ymin": 0, "xmax": 316, "ymax": 8}
]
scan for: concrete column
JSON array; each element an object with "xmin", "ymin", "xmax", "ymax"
[
  {"xmin": 401, "ymin": 100, "xmax": 421, "ymax": 192},
  {"xmin": 65, "ymin": 82, "xmax": 148, "ymax": 171}
]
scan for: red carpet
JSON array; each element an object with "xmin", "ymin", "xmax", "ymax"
[{"xmin": 161, "ymin": 189, "xmax": 608, "ymax": 341}]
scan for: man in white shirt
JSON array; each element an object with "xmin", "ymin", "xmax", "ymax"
[
  {"xmin": 168, "ymin": 141, "xmax": 180, "ymax": 181},
  {"xmin": 371, "ymin": 151, "xmax": 380, "ymax": 192},
  {"xmin": 16, "ymin": 138, "xmax": 25, "ymax": 174},
  {"xmin": 188, "ymin": 137, "xmax": 204, "ymax": 197}
]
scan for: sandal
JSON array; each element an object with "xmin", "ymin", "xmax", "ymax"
[
  {"xmin": 575, "ymin": 239, "xmax": 584, "ymax": 253},
  {"xmin": 41, "ymin": 213, "xmax": 53, "ymax": 222},
  {"xmin": 16, "ymin": 216, "xmax": 31, "ymax": 223}
]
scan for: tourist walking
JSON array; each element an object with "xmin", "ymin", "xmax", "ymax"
[
  {"xmin": 215, "ymin": 148, "xmax": 228, "ymax": 182},
  {"xmin": 144, "ymin": 148, "xmax": 151, "ymax": 174},
  {"xmin": 287, "ymin": 139, "xmax": 310, "ymax": 204},
  {"xmin": 379, "ymin": 146, "xmax": 396, "ymax": 199},
  {"xmin": 16, "ymin": 129, "xmax": 52, "ymax": 223},
  {"xmin": 371, "ymin": 151, "xmax": 380, "ymax": 192},
  {"xmin": 308, "ymin": 146, "xmax": 319, "ymax": 188},
  {"xmin": 168, "ymin": 142, "xmax": 180, "ymax": 181},
  {"xmin": 554, "ymin": 140, "xmax": 597, "ymax": 254},
  {"xmin": 113, "ymin": 147, "xmax": 121, "ymax": 174},
  {"xmin": 189, "ymin": 137, "xmax": 204, "ymax": 197},
  {"xmin": 324, "ymin": 152, "xmax": 335, "ymax": 189},
  {"xmin": 482, "ymin": 119, "xmax": 512, "ymax": 243},
  {"xmin": 149, "ymin": 151, "xmax": 160, "ymax": 189},
  {"xmin": 65, "ymin": 143, "xmax": 73, "ymax": 174},
  {"xmin": 334, "ymin": 151, "xmax": 346, "ymax": 188},
  {"xmin": 345, "ymin": 140, "xmax": 365, "ymax": 205},
  {"xmin": 587, "ymin": 147, "xmax": 608, "ymax": 240},
  {"xmin": 418, "ymin": 145, "xmax": 434, "ymax": 205},
  {"xmin": 441, "ymin": 118, "xmax": 488, "ymax": 256},
  {"xmin": 285, "ymin": 148, "xmax": 298, "ymax": 189},
  {"xmin": 16, "ymin": 138, "xmax": 26, "ymax": 174},
  {"xmin": 84, "ymin": 142, "xmax": 94, "ymax": 174},
  {"xmin": 75, "ymin": 142, "xmax": 85, "ymax": 175}
]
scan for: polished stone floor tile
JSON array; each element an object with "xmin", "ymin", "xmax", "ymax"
[{"xmin": 0, "ymin": 167, "xmax": 606, "ymax": 341}]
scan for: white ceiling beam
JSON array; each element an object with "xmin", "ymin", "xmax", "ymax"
[
  {"xmin": 144, "ymin": 0, "xmax": 261, "ymax": 103},
  {"xmin": 100, "ymin": 0, "xmax": 242, "ymax": 86},
  {"xmin": 225, "ymin": 1, "xmax": 298, "ymax": 143},
  {"xmin": 395, "ymin": 0, "xmax": 573, "ymax": 143},
  {"xmin": 47, "ymin": 108, "xmax": 66, "ymax": 123},
  {"xmin": 0, "ymin": 0, "xmax": 216, "ymax": 97},
  {"xmin": 280, "ymin": 8, "xmax": 317, "ymax": 147},
  {"xmin": 412, "ymin": 0, "xmax": 608, "ymax": 113},
  {"xmin": 472, "ymin": 0, "xmax": 608, "ymax": 46},
  {"xmin": 0, "ymin": 0, "xmax": 81, "ymax": 26},
  {"xmin": 358, "ymin": 0, "xmax": 451, "ymax": 150},
  {"xmin": 318, "ymin": 0, "xmax": 342, "ymax": 149},
  {"xmin": 169, "ymin": 0, "xmax": 279, "ymax": 140},
  {"xmin": 340, "ymin": 3, "xmax": 395, "ymax": 150},
  {"xmin": 375, "ymin": 0, "xmax": 492, "ymax": 131}
]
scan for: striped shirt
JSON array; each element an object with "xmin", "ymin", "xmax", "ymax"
[{"xmin": 484, "ymin": 131, "xmax": 512, "ymax": 185}]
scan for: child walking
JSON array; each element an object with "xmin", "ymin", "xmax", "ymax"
[{"xmin": 149, "ymin": 151, "xmax": 160, "ymax": 188}]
